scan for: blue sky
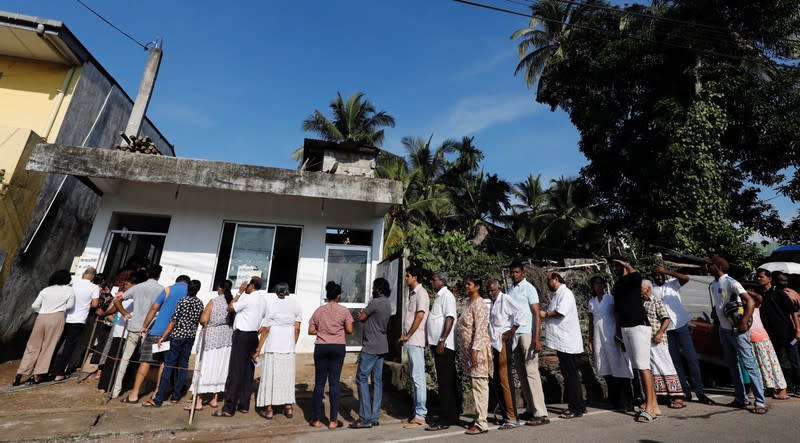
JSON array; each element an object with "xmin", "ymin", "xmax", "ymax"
[{"xmin": 4, "ymin": 0, "xmax": 794, "ymax": 221}]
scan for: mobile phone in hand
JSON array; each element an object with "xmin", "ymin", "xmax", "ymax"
[{"xmin": 615, "ymin": 335, "xmax": 626, "ymax": 351}]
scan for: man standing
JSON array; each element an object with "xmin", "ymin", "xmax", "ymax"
[
  {"xmin": 399, "ymin": 266, "xmax": 429, "ymax": 428},
  {"xmin": 112, "ymin": 265, "xmax": 164, "ymax": 399},
  {"xmin": 350, "ymin": 278, "xmax": 393, "ymax": 429},
  {"xmin": 707, "ymin": 256, "xmax": 767, "ymax": 414},
  {"xmin": 213, "ymin": 277, "xmax": 267, "ymax": 417},
  {"xmin": 610, "ymin": 258, "xmax": 657, "ymax": 422},
  {"xmin": 755, "ymin": 268, "xmax": 800, "ymax": 397},
  {"xmin": 651, "ymin": 265, "xmax": 715, "ymax": 404},
  {"xmin": 506, "ymin": 261, "xmax": 549, "ymax": 426},
  {"xmin": 122, "ymin": 274, "xmax": 190, "ymax": 404},
  {"xmin": 52, "ymin": 267, "xmax": 100, "ymax": 381},
  {"xmin": 424, "ymin": 272, "xmax": 458, "ymax": 431},
  {"xmin": 541, "ymin": 272, "xmax": 585, "ymax": 419},
  {"xmin": 488, "ymin": 279, "xmax": 522, "ymax": 429}
]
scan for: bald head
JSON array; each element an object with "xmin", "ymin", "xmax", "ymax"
[{"xmin": 82, "ymin": 267, "xmax": 97, "ymax": 280}]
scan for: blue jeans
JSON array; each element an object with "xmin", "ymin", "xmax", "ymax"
[
  {"xmin": 667, "ymin": 325, "xmax": 705, "ymax": 396},
  {"xmin": 356, "ymin": 352, "xmax": 384, "ymax": 424},
  {"xmin": 718, "ymin": 328, "xmax": 766, "ymax": 406},
  {"xmin": 313, "ymin": 344, "xmax": 346, "ymax": 422},
  {"xmin": 154, "ymin": 337, "xmax": 194, "ymax": 405},
  {"xmin": 406, "ymin": 345, "xmax": 427, "ymax": 419}
]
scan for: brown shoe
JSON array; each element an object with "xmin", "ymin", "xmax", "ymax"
[{"xmin": 403, "ymin": 417, "xmax": 426, "ymax": 428}]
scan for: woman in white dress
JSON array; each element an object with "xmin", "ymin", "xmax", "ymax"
[
  {"xmin": 587, "ymin": 276, "xmax": 634, "ymax": 410},
  {"xmin": 254, "ymin": 282, "xmax": 302, "ymax": 419},
  {"xmin": 187, "ymin": 280, "xmax": 234, "ymax": 411}
]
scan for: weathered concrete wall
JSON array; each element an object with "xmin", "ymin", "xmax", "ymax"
[
  {"xmin": 322, "ymin": 149, "xmax": 376, "ymax": 177},
  {"xmin": 27, "ymin": 144, "xmax": 404, "ymax": 206},
  {"xmin": 0, "ymin": 60, "xmax": 172, "ymax": 360}
]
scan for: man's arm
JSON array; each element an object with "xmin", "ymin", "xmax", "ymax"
[
  {"xmin": 739, "ymin": 289, "xmax": 755, "ymax": 333},
  {"xmin": 400, "ymin": 311, "xmax": 425, "ymax": 342},
  {"xmin": 436, "ymin": 316, "xmax": 455, "ymax": 355},
  {"xmin": 655, "ymin": 265, "xmax": 689, "ymax": 286},
  {"xmin": 141, "ymin": 302, "xmax": 161, "ymax": 334},
  {"xmin": 531, "ymin": 303, "xmax": 542, "ymax": 352},
  {"xmin": 113, "ymin": 295, "xmax": 131, "ymax": 320}
]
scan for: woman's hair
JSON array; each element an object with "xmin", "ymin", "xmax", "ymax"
[
  {"xmin": 325, "ymin": 281, "xmax": 342, "ymax": 301},
  {"xmin": 465, "ymin": 276, "xmax": 483, "ymax": 293},
  {"xmin": 188, "ymin": 280, "xmax": 202, "ymax": 296},
  {"xmin": 49, "ymin": 270, "xmax": 72, "ymax": 286},
  {"xmin": 372, "ymin": 277, "xmax": 390, "ymax": 297},
  {"xmin": 219, "ymin": 280, "xmax": 235, "ymax": 327}
]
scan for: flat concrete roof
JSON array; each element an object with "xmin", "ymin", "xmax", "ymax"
[{"xmin": 26, "ymin": 144, "xmax": 404, "ymax": 206}]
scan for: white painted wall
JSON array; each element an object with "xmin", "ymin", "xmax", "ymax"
[{"xmin": 80, "ymin": 181, "xmax": 387, "ymax": 353}]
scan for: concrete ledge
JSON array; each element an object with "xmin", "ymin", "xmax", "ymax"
[{"xmin": 26, "ymin": 144, "xmax": 404, "ymax": 205}]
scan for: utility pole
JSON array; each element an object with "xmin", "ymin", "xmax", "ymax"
[{"xmin": 123, "ymin": 40, "xmax": 162, "ymax": 143}]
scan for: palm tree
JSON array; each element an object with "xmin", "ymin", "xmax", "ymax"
[
  {"xmin": 450, "ymin": 170, "xmax": 511, "ymax": 245},
  {"xmin": 511, "ymin": 0, "xmax": 589, "ymax": 92},
  {"xmin": 537, "ymin": 177, "xmax": 598, "ymax": 251},
  {"xmin": 510, "ymin": 174, "xmax": 550, "ymax": 247},
  {"xmin": 302, "ymin": 92, "xmax": 395, "ymax": 146}
]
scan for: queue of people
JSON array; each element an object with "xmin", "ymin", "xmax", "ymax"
[{"xmin": 12, "ymin": 254, "xmax": 800, "ymax": 435}]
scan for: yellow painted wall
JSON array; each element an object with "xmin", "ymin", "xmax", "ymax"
[
  {"xmin": 0, "ymin": 55, "xmax": 79, "ymax": 141},
  {"xmin": 0, "ymin": 128, "xmax": 46, "ymax": 287}
]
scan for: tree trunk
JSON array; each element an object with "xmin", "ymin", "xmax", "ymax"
[{"xmin": 470, "ymin": 223, "xmax": 489, "ymax": 245}]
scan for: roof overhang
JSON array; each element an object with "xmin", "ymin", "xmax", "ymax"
[
  {"xmin": 0, "ymin": 10, "xmax": 88, "ymax": 66},
  {"xmin": 25, "ymin": 144, "xmax": 404, "ymax": 208}
]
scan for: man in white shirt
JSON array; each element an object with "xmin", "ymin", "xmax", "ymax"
[
  {"xmin": 707, "ymin": 256, "xmax": 767, "ymax": 414},
  {"xmin": 216, "ymin": 277, "xmax": 268, "ymax": 417},
  {"xmin": 52, "ymin": 267, "xmax": 100, "ymax": 381},
  {"xmin": 488, "ymin": 279, "xmax": 522, "ymax": 428},
  {"xmin": 540, "ymin": 272, "xmax": 585, "ymax": 418},
  {"xmin": 424, "ymin": 272, "xmax": 458, "ymax": 431},
  {"xmin": 507, "ymin": 261, "xmax": 549, "ymax": 426},
  {"xmin": 652, "ymin": 265, "xmax": 714, "ymax": 404}
]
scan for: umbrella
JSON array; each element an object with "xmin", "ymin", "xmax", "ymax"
[{"xmin": 759, "ymin": 262, "xmax": 800, "ymax": 274}]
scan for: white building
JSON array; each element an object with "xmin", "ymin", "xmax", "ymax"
[{"xmin": 27, "ymin": 140, "xmax": 403, "ymax": 353}]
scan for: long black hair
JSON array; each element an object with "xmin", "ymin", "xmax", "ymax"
[{"xmin": 219, "ymin": 280, "xmax": 235, "ymax": 327}]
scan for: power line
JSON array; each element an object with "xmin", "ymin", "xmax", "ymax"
[
  {"xmin": 454, "ymin": 0, "xmax": 749, "ymax": 61},
  {"xmin": 74, "ymin": 0, "xmax": 150, "ymax": 50}
]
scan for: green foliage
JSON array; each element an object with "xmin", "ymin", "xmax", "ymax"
[{"xmin": 302, "ymin": 91, "xmax": 396, "ymax": 146}]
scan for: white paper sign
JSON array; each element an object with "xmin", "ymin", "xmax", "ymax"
[{"xmin": 152, "ymin": 341, "xmax": 170, "ymax": 353}]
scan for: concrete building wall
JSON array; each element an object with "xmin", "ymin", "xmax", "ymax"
[{"xmin": 79, "ymin": 182, "xmax": 386, "ymax": 353}]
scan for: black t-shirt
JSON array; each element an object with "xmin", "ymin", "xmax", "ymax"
[
  {"xmin": 759, "ymin": 286, "xmax": 795, "ymax": 344},
  {"xmin": 613, "ymin": 272, "xmax": 649, "ymax": 328}
]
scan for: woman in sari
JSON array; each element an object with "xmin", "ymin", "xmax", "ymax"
[{"xmin": 457, "ymin": 276, "xmax": 493, "ymax": 435}]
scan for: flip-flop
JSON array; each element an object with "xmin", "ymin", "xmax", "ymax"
[
  {"xmin": 183, "ymin": 405, "xmax": 203, "ymax": 411},
  {"xmin": 211, "ymin": 410, "xmax": 233, "ymax": 417},
  {"xmin": 465, "ymin": 426, "xmax": 488, "ymax": 435},
  {"xmin": 120, "ymin": 397, "xmax": 139, "ymax": 404},
  {"xmin": 142, "ymin": 400, "xmax": 160, "ymax": 408},
  {"xmin": 752, "ymin": 406, "xmax": 768, "ymax": 414},
  {"xmin": 635, "ymin": 411, "xmax": 657, "ymax": 423},
  {"xmin": 669, "ymin": 400, "xmax": 687, "ymax": 409}
]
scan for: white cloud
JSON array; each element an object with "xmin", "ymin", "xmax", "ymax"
[{"xmin": 437, "ymin": 93, "xmax": 543, "ymax": 139}]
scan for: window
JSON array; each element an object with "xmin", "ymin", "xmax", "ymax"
[{"xmin": 214, "ymin": 222, "xmax": 302, "ymax": 292}]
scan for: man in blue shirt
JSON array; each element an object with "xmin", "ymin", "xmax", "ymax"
[
  {"xmin": 121, "ymin": 275, "xmax": 190, "ymax": 404},
  {"xmin": 507, "ymin": 261, "xmax": 549, "ymax": 426}
]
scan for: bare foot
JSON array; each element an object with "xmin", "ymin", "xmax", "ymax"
[
  {"xmin": 328, "ymin": 420, "xmax": 342, "ymax": 430},
  {"xmin": 310, "ymin": 420, "xmax": 323, "ymax": 428}
]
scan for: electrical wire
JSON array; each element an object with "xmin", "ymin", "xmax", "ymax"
[{"xmin": 74, "ymin": 0, "xmax": 150, "ymax": 50}]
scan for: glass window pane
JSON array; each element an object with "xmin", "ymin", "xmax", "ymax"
[
  {"xmin": 346, "ymin": 308, "xmax": 363, "ymax": 347},
  {"xmin": 326, "ymin": 248, "xmax": 368, "ymax": 304},
  {"xmin": 228, "ymin": 225, "xmax": 275, "ymax": 287}
]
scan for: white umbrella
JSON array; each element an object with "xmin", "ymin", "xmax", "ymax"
[{"xmin": 759, "ymin": 262, "xmax": 800, "ymax": 274}]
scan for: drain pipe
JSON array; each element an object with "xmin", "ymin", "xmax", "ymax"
[{"xmin": 42, "ymin": 67, "xmax": 75, "ymax": 141}]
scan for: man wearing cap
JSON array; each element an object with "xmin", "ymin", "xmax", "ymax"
[{"xmin": 707, "ymin": 256, "xmax": 767, "ymax": 414}]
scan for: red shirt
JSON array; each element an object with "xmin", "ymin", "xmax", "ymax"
[{"xmin": 309, "ymin": 302, "xmax": 353, "ymax": 345}]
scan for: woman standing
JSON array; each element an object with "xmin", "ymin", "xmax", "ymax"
[
  {"xmin": 587, "ymin": 276, "xmax": 633, "ymax": 410},
  {"xmin": 308, "ymin": 282, "xmax": 353, "ymax": 429},
  {"xmin": 187, "ymin": 280, "xmax": 235, "ymax": 410},
  {"xmin": 749, "ymin": 291, "xmax": 789, "ymax": 399},
  {"xmin": 254, "ymin": 282, "xmax": 302, "ymax": 419},
  {"xmin": 641, "ymin": 279, "xmax": 684, "ymax": 412},
  {"xmin": 13, "ymin": 270, "xmax": 75, "ymax": 385},
  {"xmin": 457, "ymin": 276, "xmax": 493, "ymax": 435}
]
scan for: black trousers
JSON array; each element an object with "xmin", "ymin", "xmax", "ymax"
[
  {"xmin": 51, "ymin": 323, "xmax": 85, "ymax": 376},
  {"xmin": 431, "ymin": 346, "xmax": 459, "ymax": 425},
  {"xmin": 222, "ymin": 330, "xmax": 259, "ymax": 415},
  {"xmin": 604, "ymin": 376, "xmax": 634, "ymax": 409},
  {"xmin": 557, "ymin": 351, "xmax": 585, "ymax": 414}
]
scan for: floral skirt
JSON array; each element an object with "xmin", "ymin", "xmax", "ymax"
[{"xmin": 753, "ymin": 339, "xmax": 786, "ymax": 390}]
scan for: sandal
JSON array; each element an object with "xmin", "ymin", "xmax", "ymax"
[
  {"xmin": 635, "ymin": 411, "xmax": 657, "ymax": 423},
  {"xmin": 669, "ymin": 399, "xmax": 686, "ymax": 409},
  {"xmin": 725, "ymin": 400, "xmax": 747, "ymax": 408},
  {"xmin": 697, "ymin": 394, "xmax": 717, "ymax": 405},
  {"xmin": 258, "ymin": 409, "xmax": 274, "ymax": 420},
  {"xmin": 465, "ymin": 426, "xmax": 488, "ymax": 435},
  {"xmin": 142, "ymin": 400, "xmax": 160, "ymax": 408},
  {"xmin": 752, "ymin": 405, "xmax": 768, "ymax": 414},
  {"xmin": 211, "ymin": 410, "xmax": 233, "ymax": 417},
  {"xmin": 498, "ymin": 422, "xmax": 517, "ymax": 430},
  {"xmin": 558, "ymin": 410, "xmax": 582, "ymax": 419},
  {"xmin": 525, "ymin": 416, "xmax": 550, "ymax": 426},
  {"xmin": 120, "ymin": 397, "xmax": 139, "ymax": 404},
  {"xmin": 284, "ymin": 405, "xmax": 293, "ymax": 418}
]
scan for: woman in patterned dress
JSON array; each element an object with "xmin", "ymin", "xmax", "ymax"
[
  {"xmin": 748, "ymin": 291, "xmax": 788, "ymax": 399},
  {"xmin": 641, "ymin": 279, "xmax": 684, "ymax": 411},
  {"xmin": 187, "ymin": 280, "xmax": 234, "ymax": 411},
  {"xmin": 457, "ymin": 276, "xmax": 493, "ymax": 435}
]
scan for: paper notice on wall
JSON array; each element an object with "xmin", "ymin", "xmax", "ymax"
[{"xmin": 71, "ymin": 255, "xmax": 98, "ymax": 277}]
